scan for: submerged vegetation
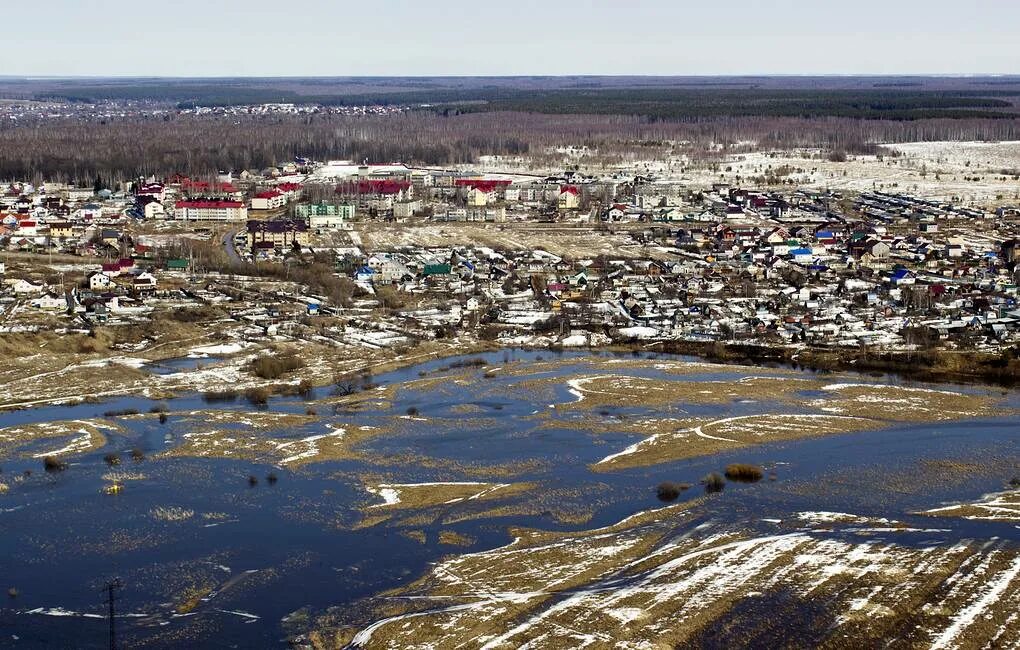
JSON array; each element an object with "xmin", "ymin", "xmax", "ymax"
[
  {"xmin": 702, "ymin": 472, "xmax": 726, "ymax": 493},
  {"xmin": 42, "ymin": 456, "xmax": 67, "ymax": 472},
  {"xmin": 656, "ymin": 481, "xmax": 691, "ymax": 502},
  {"xmin": 724, "ymin": 463, "xmax": 765, "ymax": 483}
]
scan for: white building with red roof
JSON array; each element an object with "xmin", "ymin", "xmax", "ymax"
[{"xmin": 175, "ymin": 200, "xmax": 248, "ymax": 222}]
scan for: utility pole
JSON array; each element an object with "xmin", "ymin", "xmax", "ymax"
[{"xmin": 104, "ymin": 578, "xmax": 122, "ymax": 650}]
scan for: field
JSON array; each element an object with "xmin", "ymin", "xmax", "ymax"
[
  {"xmin": 334, "ymin": 502, "xmax": 1020, "ymax": 649},
  {"xmin": 0, "ymin": 349, "xmax": 1017, "ymax": 647},
  {"xmin": 355, "ymin": 222, "xmax": 657, "ymax": 259}
]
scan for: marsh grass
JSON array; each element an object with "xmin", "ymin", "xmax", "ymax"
[
  {"xmin": 724, "ymin": 464, "xmax": 765, "ymax": 483},
  {"xmin": 42, "ymin": 456, "xmax": 67, "ymax": 472},
  {"xmin": 656, "ymin": 481, "xmax": 692, "ymax": 502},
  {"xmin": 702, "ymin": 472, "xmax": 725, "ymax": 493},
  {"xmin": 250, "ymin": 354, "xmax": 304, "ymax": 380},
  {"xmin": 103, "ymin": 408, "xmax": 139, "ymax": 418},
  {"xmin": 244, "ymin": 387, "xmax": 270, "ymax": 406},
  {"xmin": 203, "ymin": 389, "xmax": 239, "ymax": 403}
]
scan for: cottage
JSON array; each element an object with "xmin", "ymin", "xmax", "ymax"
[{"xmin": 88, "ymin": 271, "xmax": 113, "ymax": 291}]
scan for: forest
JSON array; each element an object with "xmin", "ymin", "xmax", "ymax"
[{"xmin": 3, "ymin": 76, "xmax": 1020, "ymax": 183}]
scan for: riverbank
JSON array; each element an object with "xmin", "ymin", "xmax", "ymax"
[{"xmin": 648, "ymin": 340, "xmax": 1020, "ymax": 387}]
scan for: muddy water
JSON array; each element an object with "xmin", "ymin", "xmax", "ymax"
[{"xmin": 0, "ymin": 349, "xmax": 1016, "ymax": 648}]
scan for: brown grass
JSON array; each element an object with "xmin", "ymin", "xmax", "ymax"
[{"xmin": 724, "ymin": 463, "xmax": 764, "ymax": 483}]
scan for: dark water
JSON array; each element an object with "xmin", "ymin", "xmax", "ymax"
[{"xmin": 0, "ymin": 349, "xmax": 1016, "ymax": 648}]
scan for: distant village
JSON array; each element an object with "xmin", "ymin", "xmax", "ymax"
[{"xmin": 3, "ymin": 156, "xmax": 1020, "ymax": 357}]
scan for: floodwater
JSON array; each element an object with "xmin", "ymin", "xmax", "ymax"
[{"xmin": 0, "ymin": 349, "xmax": 1016, "ymax": 648}]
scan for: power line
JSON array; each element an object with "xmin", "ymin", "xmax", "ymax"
[{"xmin": 103, "ymin": 578, "xmax": 122, "ymax": 650}]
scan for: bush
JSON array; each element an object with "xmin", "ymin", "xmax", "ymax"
[
  {"xmin": 159, "ymin": 412, "xmax": 168, "ymax": 424},
  {"xmin": 7, "ymin": 587, "xmax": 17, "ymax": 598},
  {"xmin": 724, "ymin": 463, "xmax": 764, "ymax": 483},
  {"xmin": 447, "ymin": 358, "xmax": 488, "ymax": 369},
  {"xmin": 250, "ymin": 354, "xmax": 304, "ymax": 380},
  {"xmin": 656, "ymin": 481, "xmax": 691, "ymax": 502},
  {"xmin": 245, "ymin": 387, "xmax": 270, "ymax": 405},
  {"xmin": 247, "ymin": 475, "xmax": 259, "ymax": 486},
  {"xmin": 297, "ymin": 379, "xmax": 314, "ymax": 397},
  {"xmin": 203, "ymin": 389, "xmax": 238, "ymax": 403},
  {"xmin": 406, "ymin": 406, "xmax": 419, "ymax": 416},
  {"xmin": 702, "ymin": 472, "xmax": 725, "ymax": 493},
  {"xmin": 130, "ymin": 448, "xmax": 145, "ymax": 462},
  {"xmin": 103, "ymin": 453, "xmax": 121, "ymax": 466},
  {"xmin": 103, "ymin": 408, "xmax": 139, "ymax": 418},
  {"xmin": 149, "ymin": 404, "xmax": 168, "ymax": 413},
  {"xmin": 1009, "ymin": 477, "xmax": 1020, "ymax": 488},
  {"xmin": 266, "ymin": 472, "xmax": 278, "ymax": 485},
  {"xmin": 332, "ymin": 381, "xmax": 357, "ymax": 397},
  {"xmin": 43, "ymin": 456, "xmax": 67, "ymax": 472}
]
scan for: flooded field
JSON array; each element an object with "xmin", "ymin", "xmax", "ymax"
[{"xmin": 0, "ymin": 349, "xmax": 1017, "ymax": 648}]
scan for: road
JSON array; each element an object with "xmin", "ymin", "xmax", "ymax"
[{"xmin": 222, "ymin": 229, "xmax": 242, "ymax": 263}]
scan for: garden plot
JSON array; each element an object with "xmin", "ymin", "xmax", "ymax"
[
  {"xmin": 679, "ymin": 141, "xmax": 1020, "ymax": 205},
  {"xmin": 358, "ymin": 223, "xmax": 652, "ymax": 260}
]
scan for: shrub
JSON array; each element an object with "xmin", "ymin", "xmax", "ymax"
[
  {"xmin": 43, "ymin": 456, "xmax": 67, "ymax": 472},
  {"xmin": 248, "ymin": 475, "xmax": 259, "ymax": 487},
  {"xmin": 103, "ymin": 408, "xmax": 139, "ymax": 418},
  {"xmin": 245, "ymin": 387, "xmax": 270, "ymax": 406},
  {"xmin": 332, "ymin": 381, "xmax": 357, "ymax": 397},
  {"xmin": 149, "ymin": 404, "xmax": 169, "ymax": 413},
  {"xmin": 7, "ymin": 587, "xmax": 17, "ymax": 598},
  {"xmin": 130, "ymin": 448, "xmax": 145, "ymax": 462},
  {"xmin": 250, "ymin": 354, "xmax": 304, "ymax": 380},
  {"xmin": 702, "ymin": 472, "xmax": 725, "ymax": 493},
  {"xmin": 448, "ymin": 358, "xmax": 488, "ymax": 369},
  {"xmin": 406, "ymin": 406, "xmax": 419, "ymax": 416},
  {"xmin": 305, "ymin": 407, "xmax": 317, "ymax": 416},
  {"xmin": 656, "ymin": 481, "xmax": 691, "ymax": 502},
  {"xmin": 1009, "ymin": 477, "xmax": 1020, "ymax": 488},
  {"xmin": 266, "ymin": 472, "xmax": 278, "ymax": 485},
  {"xmin": 297, "ymin": 379, "xmax": 314, "ymax": 397},
  {"xmin": 159, "ymin": 412, "xmax": 168, "ymax": 424},
  {"xmin": 724, "ymin": 464, "xmax": 765, "ymax": 483},
  {"xmin": 103, "ymin": 453, "xmax": 121, "ymax": 467},
  {"xmin": 203, "ymin": 389, "xmax": 239, "ymax": 403}
]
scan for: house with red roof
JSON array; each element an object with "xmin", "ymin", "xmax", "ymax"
[
  {"xmin": 337, "ymin": 179, "xmax": 413, "ymax": 211},
  {"xmin": 250, "ymin": 189, "xmax": 286, "ymax": 211},
  {"xmin": 175, "ymin": 200, "xmax": 248, "ymax": 222},
  {"xmin": 558, "ymin": 185, "xmax": 581, "ymax": 211},
  {"xmin": 455, "ymin": 179, "xmax": 512, "ymax": 206}
]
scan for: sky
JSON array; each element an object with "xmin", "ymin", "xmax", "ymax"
[{"xmin": 9, "ymin": 0, "xmax": 1020, "ymax": 77}]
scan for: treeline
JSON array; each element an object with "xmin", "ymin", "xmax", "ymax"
[
  {"xmin": 469, "ymin": 88, "xmax": 1020, "ymax": 121},
  {"xmin": 4, "ymin": 110, "xmax": 1020, "ymax": 184},
  {"xmin": 30, "ymin": 84, "xmax": 1020, "ymax": 120}
]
